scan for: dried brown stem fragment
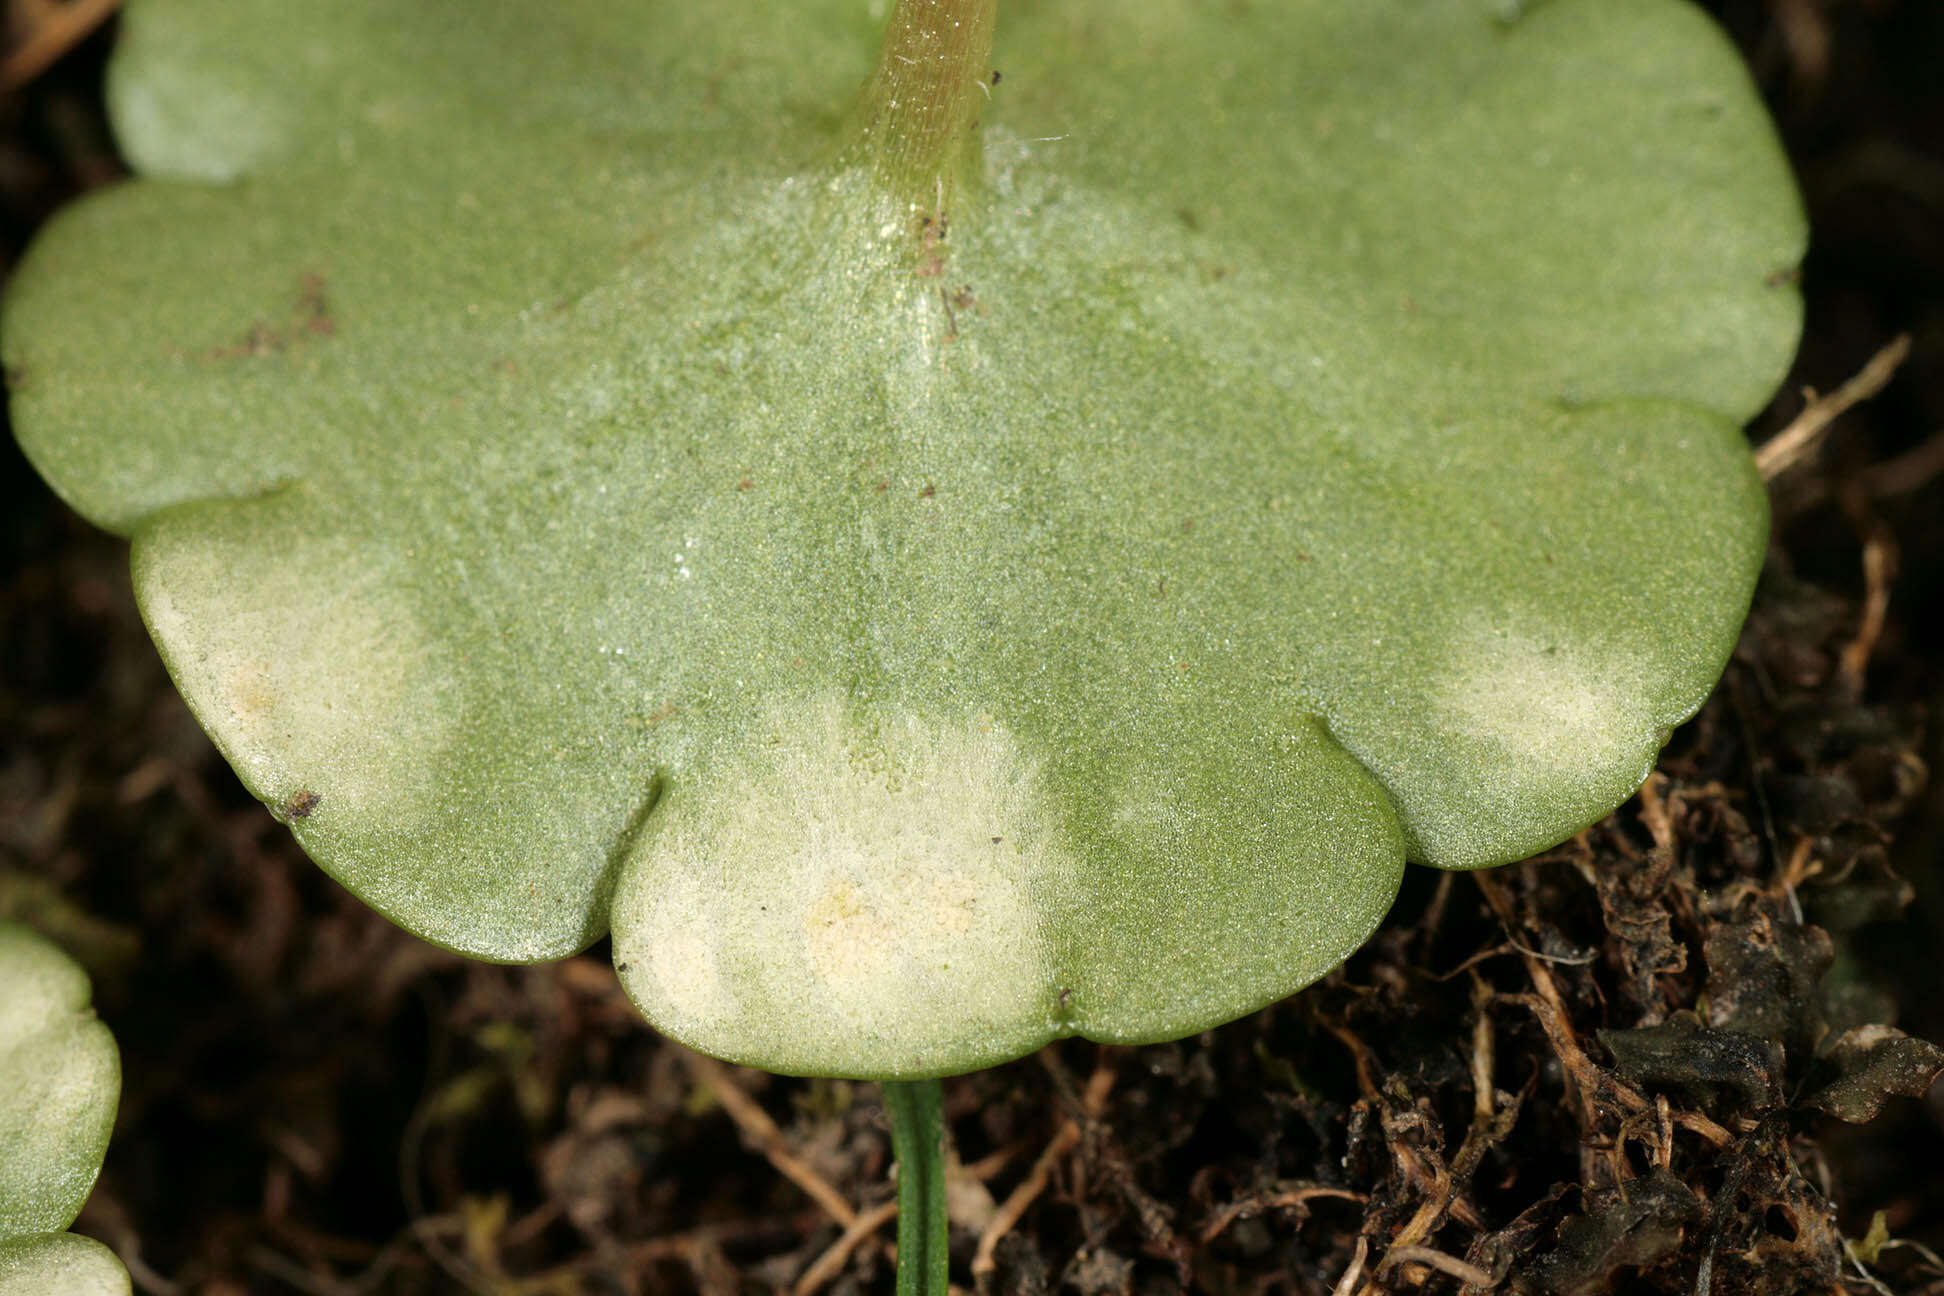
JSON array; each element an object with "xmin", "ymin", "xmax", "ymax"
[
  {"xmin": 0, "ymin": 0, "xmax": 120, "ymax": 90},
  {"xmin": 1196, "ymin": 1184, "xmax": 1367, "ymax": 1247},
  {"xmin": 971, "ymin": 1048, "xmax": 1121, "ymax": 1286},
  {"xmin": 679, "ymin": 1050, "xmax": 862, "ymax": 1230},
  {"xmin": 1755, "ymin": 334, "xmax": 1910, "ymax": 480},
  {"xmin": 1379, "ymin": 1244, "xmax": 1495, "ymax": 1287},
  {"xmin": 1835, "ymin": 487, "xmax": 1896, "ymax": 697},
  {"xmin": 972, "ymin": 1117, "xmax": 1081, "ymax": 1286},
  {"xmin": 793, "ymin": 1200, "xmax": 901, "ymax": 1296}
]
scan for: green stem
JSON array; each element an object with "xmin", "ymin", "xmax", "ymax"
[
  {"xmin": 884, "ymin": 1078, "xmax": 950, "ymax": 1296},
  {"xmin": 844, "ymin": 0, "xmax": 998, "ymax": 213}
]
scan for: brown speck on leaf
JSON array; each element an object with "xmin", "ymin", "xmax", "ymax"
[
  {"xmin": 278, "ymin": 790, "xmax": 321, "ymax": 822},
  {"xmin": 916, "ymin": 204, "xmax": 949, "ymax": 279},
  {"xmin": 236, "ymin": 323, "xmax": 284, "ymax": 358},
  {"xmin": 991, "ymin": 836, "xmax": 1003, "ymax": 844},
  {"xmin": 918, "ymin": 483, "xmax": 937, "ymax": 499},
  {"xmin": 736, "ymin": 476, "xmax": 753, "ymax": 491},
  {"xmin": 492, "ymin": 357, "xmax": 518, "ymax": 375},
  {"xmin": 875, "ymin": 478, "xmax": 891, "ymax": 494},
  {"xmin": 296, "ymin": 271, "xmax": 335, "ymax": 334},
  {"xmin": 198, "ymin": 272, "xmax": 338, "ymax": 361},
  {"xmin": 990, "ymin": 69, "xmax": 1002, "ymax": 85}
]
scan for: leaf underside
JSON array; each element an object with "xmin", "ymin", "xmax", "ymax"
[{"xmin": 5, "ymin": 0, "xmax": 1802, "ymax": 1077}]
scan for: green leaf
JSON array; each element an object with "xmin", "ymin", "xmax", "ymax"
[
  {"xmin": 5, "ymin": 0, "xmax": 1802, "ymax": 1077},
  {"xmin": 0, "ymin": 1234, "xmax": 131, "ymax": 1296},
  {"xmin": 0, "ymin": 922, "xmax": 121, "ymax": 1243}
]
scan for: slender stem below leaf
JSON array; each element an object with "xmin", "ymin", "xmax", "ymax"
[{"xmin": 884, "ymin": 1078, "xmax": 950, "ymax": 1296}]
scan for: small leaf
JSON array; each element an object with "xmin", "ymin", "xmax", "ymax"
[
  {"xmin": 1807, "ymin": 1025, "xmax": 1944, "ymax": 1124},
  {"xmin": 0, "ymin": 922, "xmax": 120, "ymax": 1244},
  {"xmin": 0, "ymin": 1233, "xmax": 132, "ymax": 1296},
  {"xmin": 1703, "ymin": 913, "xmax": 1834, "ymax": 1057},
  {"xmin": 1524, "ymin": 1171, "xmax": 1702, "ymax": 1296},
  {"xmin": 1846, "ymin": 1211, "xmax": 1892, "ymax": 1268},
  {"xmin": 1598, "ymin": 1014, "xmax": 1782, "ymax": 1115}
]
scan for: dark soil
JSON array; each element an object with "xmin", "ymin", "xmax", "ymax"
[{"xmin": 4, "ymin": 3, "xmax": 1943, "ymax": 1294}]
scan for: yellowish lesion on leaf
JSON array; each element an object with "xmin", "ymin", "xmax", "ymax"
[
  {"xmin": 613, "ymin": 694, "xmax": 1064, "ymax": 1077},
  {"xmin": 138, "ymin": 511, "xmax": 452, "ymax": 824},
  {"xmin": 1434, "ymin": 624, "xmax": 1638, "ymax": 775},
  {"xmin": 1383, "ymin": 618, "xmax": 1658, "ymax": 867}
]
